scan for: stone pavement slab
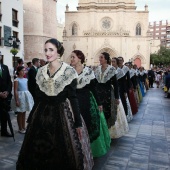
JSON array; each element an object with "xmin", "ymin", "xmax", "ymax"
[{"xmin": 93, "ymin": 87, "xmax": 170, "ymax": 170}]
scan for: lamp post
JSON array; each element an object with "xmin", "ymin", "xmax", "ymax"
[{"xmin": 8, "ymin": 36, "xmax": 21, "ymax": 69}]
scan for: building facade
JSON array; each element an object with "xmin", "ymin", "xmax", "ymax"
[
  {"xmin": 63, "ymin": 0, "xmax": 151, "ymax": 69},
  {"xmin": 23, "ymin": 0, "xmax": 58, "ymax": 62},
  {"xmin": 57, "ymin": 20, "xmax": 64, "ymax": 43},
  {"xmin": 0, "ymin": 0, "xmax": 24, "ymax": 72},
  {"xmin": 149, "ymin": 20, "xmax": 170, "ymax": 49}
]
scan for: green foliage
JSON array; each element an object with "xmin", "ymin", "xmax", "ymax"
[
  {"xmin": 150, "ymin": 46, "xmax": 170, "ymax": 66},
  {"xmin": 10, "ymin": 48, "xmax": 18, "ymax": 55}
]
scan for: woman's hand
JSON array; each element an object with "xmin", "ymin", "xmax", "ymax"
[
  {"xmin": 124, "ymin": 93, "xmax": 127, "ymax": 99},
  {"xmin": 115, "ymin": 99, "xmax": 120, "ymax": 105},
  {"xmin": 98, "ymin": 105, "xmax": 103, "ymax": 112},
  {"xmin": 16, "ymin": 101, "xmax": 20, "ymax": 107},
  {"xmin": 76, "ymin": 127, "xmax": 82, "ymax": 140}
]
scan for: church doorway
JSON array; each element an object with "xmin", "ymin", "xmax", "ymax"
[
  {"xmin": 134, "ymin": 57, "xmax": 141, "ymax": 68},
  {"xmin": 94, "ymin": 47, "xmax": 117, "ymax": 66}
]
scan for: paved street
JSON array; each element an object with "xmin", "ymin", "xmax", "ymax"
[{"xmin": 0, "ymin": 86, "xmax": 170, "ymax": 170}]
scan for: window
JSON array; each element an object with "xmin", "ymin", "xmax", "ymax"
[
  {"xmin": 12, "ymin": 9, "xmax": 19, "ymax": 27},
  {"xmin": 72, "ymin": 23, "xmax": 78, "ymax": 36},
  {"xmin": 136, "ymin": 23, "xmax": 141, "ymax": 35},
  {"xmin": 0, "ymin": 26, "xmax": 1, "ymax": 46},
  {"xmin": 0, "ymin": 55, "xmax": 3, "ymax": 64},
  {"xmin": 13, "ymin": 31, "xmax": 18, "ymax": 38},
  {"xmin": 0, "ymin": 2, "xmax": 2, "ymax": 22}
]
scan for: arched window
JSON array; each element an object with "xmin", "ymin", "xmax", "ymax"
[
  {"xmin": 72, "ymin": 23, "xmax": 78, "ymax": 36},
  {"xmin": 136, "ymin": 23, "xmax": 141, "ymax": 35}
]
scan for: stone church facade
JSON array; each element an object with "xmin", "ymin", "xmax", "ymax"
[{"xmin": 63, "ymin": 0, "xmax": 151, "ymax": 69}]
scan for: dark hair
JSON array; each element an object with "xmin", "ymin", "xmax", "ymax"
[
  {"xmin": 117, "ymin": 56, "xmax": 124, "ymax": 62},
  {"xmin": 17, "ymin": 58, "xmax": 23, "ymax": 64},
  {"xmin": 112, "ymin": 57, "xmax": 119, "ymax": 65},
  {"xmin": 27, "ymin": 62, "xmax": 32, "ymax": 67},
  {"xmin": 45, "ymin": 38, "xmax": 64, "ymax": 57},
  {"xmin": 101, "ymin": 52, "xmax": 110, "ymax": 64},
  {"xmin": 16, "ymin": 66, "xmax": 25, "ymax": 75},
  {"xmin": 32, "ymin": 58, "xmax": 39, "ymax": 65},
  {"xmin": 72, "ymin": 50, "xmax": 85, "ymax": 64}
]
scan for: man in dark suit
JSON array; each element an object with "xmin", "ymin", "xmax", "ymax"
[
  {"xmin": 28, "ymin": 58, "xmax": 40, "ymax": 101},
  {"xmin": 148, "ymin": 68, "xmax": 155, "ymax": 88},
  {"xmin": 0, "ymin": 54, "xmax": 12, "ymax": 137}
]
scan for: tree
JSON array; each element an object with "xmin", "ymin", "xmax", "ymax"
[{"xmin": 150, "ymin": 46, "xmax": 170, "ymax": 66}]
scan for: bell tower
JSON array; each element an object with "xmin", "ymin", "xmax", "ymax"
[{"xmin": 23, "ymin": 0, "xmax": 58, "ymax": 61}]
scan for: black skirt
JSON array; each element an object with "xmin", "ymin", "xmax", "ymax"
[{"xmin": 16, "ymin": 100, "xmax": 84, "ymax": 170}]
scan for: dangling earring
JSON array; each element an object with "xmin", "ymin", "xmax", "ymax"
[{"xmin": 78, "ymin": 61, "xmax": 81, "ymax": 66}]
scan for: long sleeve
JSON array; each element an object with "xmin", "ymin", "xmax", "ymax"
[
  {"xmin": 111, "ymin": 75, "xmax": 119, "ymax": 99},
  {"xmin": 131, "ymin": 76, "xmax": 137, "ymax": 89},
  {"xmin": 88, "ymin": 78, "xmax": 102, "ymax": 106},
  {"xmin": 27, "ymin": 86, "xmax": 41, "ymax": 123},
  {"xmin": 68, "ymin": 79, "xmax": 82, "ymax": 128},
  {"xmin": 28, "ymin": 68, "xmax": 36, "ymax": 91},
  {"xmin": 126, "ymin": 71, "xmax": 132, "ymax": 90},
  {"xmin": 6, "ymin": 66, "xmax": 12, "ymax": 94}
]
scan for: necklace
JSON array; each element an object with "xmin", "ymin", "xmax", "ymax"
[
  {"xmin": 101, "ymin": 65, "xmax": 108, "ymax": 80},
  {"xmin": 47, "ymin": 62, "xmax": 62, "ymax": 78}
]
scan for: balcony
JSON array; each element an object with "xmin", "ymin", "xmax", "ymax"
[
  {"xmin": 0, "ymin": 37, "xmax": 4, "ymax": 46},
  {"xmin": 0, "ymin": 13, "xmax": 2, "ymax": 22},
  {"xmin": 12, "ymin": 19, "xmax": 19, "ymax": 27}
]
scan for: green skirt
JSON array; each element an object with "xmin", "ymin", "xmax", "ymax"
[
  {"xmin": 90, "ymin": 94, "xmax": 111, "ymax": 157},
  {"xmin": 90, "ymin": 112, "xmax": 111, "ymax": 157}
]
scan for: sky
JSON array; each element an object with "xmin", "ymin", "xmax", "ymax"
[{"xmin": 57, "ymin": 0, "xmax": 170, "ymax": 23}]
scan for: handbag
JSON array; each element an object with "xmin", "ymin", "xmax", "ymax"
[{"xmin": 164, "ymin": 86, "xmax": 168, "ymax": 92}]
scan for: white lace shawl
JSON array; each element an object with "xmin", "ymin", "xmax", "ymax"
[
  {"xmin": 121, "ymin": 65, "xmax": 129, "ymax": 75},
  {"xmin": 77, "ymin": 67, "xmax": 95, "ymax": 89},
  {"xmin": 95, "ymin": 65, "xmax": 117, "ymax": 83},
  {"xmin": 129, "ymin": 68, "xmax": 136, "ymax": 78},
  {"xmin": 116, "ymin": 67, "xmax": 125, "ymax": 80},
  {"xmin": 36, "ymin": 62, "xmax": 78, "ymax": 96},
  {"xmin": 144, "ymin": 70, "xmax": 148, "ymax": 74},
  {"xmin": 139, "ymin": 70, "xmax": 144, "ymax": 76},
  {"xmin": 135, "ymin": 69, "xmax": 139, "ymax": 76}
]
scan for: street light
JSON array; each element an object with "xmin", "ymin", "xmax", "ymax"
[{"xmin": 8, "ymin": 36, "xmax": 21, "ymax": 69}]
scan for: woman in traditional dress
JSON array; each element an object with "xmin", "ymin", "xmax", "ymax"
[
  {"xmin": 117, "ymin": 57, "xmax": 133, "ymax": 122},
  {"xmin": 16, "ymin": 39, "xmax": 93, "ymax": 170},
  {"xmin": 94, "ymin": 52, "xmax": 119, "ymax": 128},
  {"xmin": 133, "ymin": 64, "xmax": 143, "ymax": 103},
  {"xmin": 109, "ymin": 57, "xmax": 129, "ymax": 138},
  {"xmin": 138, "ymin": 67, "xmax": 146, "ymax": 97},
  {"xmin": 126, "ymin": 62, "xmax": 138, "ymax": 114},
  {"xmin": 70, "ymin": 50, "xmax": 111, "ymax": 157}
]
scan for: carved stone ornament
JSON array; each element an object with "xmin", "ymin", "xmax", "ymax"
[
  {"xmin": 101, "ymin": 17, "xmax": 112, "ymax": 30},
  {"xmin": 137, "ymin": 45, "xmax": 140, "ymax": 50},
  {"xmin": 83, "ymin": 28, "xmax": 130, "ymax": 37},
  {"xmin": 73, "ymin": 43, "xmax": 76, "ymax": 50}
]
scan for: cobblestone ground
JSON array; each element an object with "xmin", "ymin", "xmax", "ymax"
[
  {"xmin": 93, "ymin": 87, "xmax": 170, "ymax": 170},
  {"xmin": 0, "ymin": 86, "xmax": 170, "ymax": 170}
]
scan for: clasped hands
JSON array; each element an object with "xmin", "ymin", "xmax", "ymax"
[{"xmin": 0, "ymin": 91, "xmax": 8, "ymax": 99}]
